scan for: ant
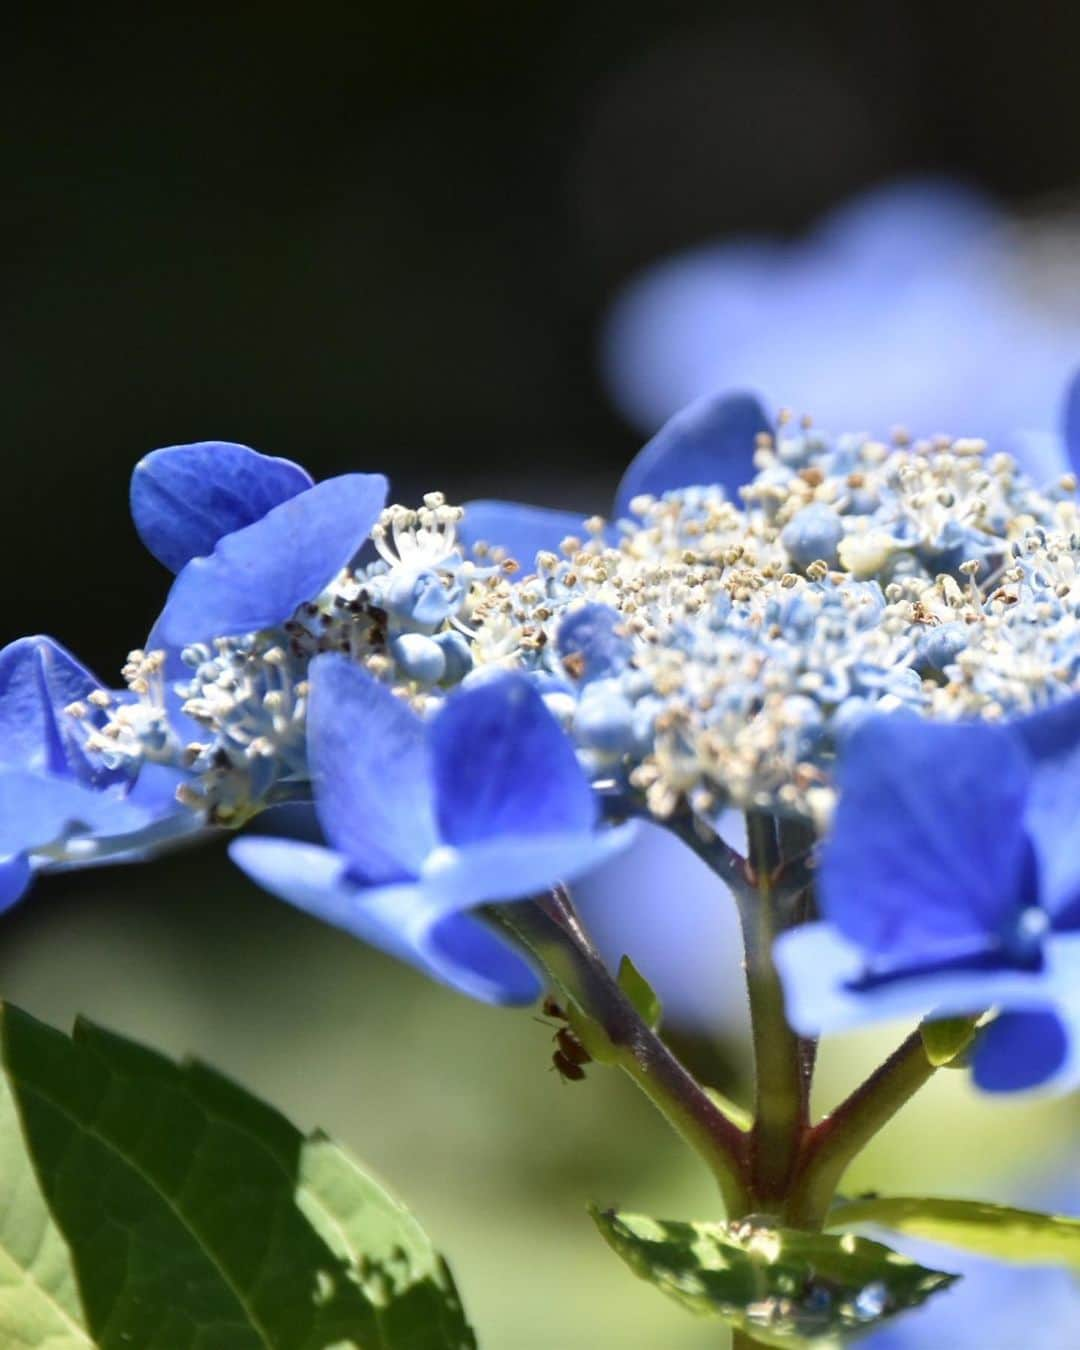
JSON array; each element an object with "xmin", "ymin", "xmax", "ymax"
[{"xmin": 539, "ymin": 996, "xmax": 592, "ymax": 1083}]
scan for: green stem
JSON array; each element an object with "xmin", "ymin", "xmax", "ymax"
[
  {"xmin": 785, "ymin": 1019, "xmax": 977, "ymax": 1228},
  {"xmin": 488, "ymin": 894, "xmax": 752, "ymax": 1217},
  {"xmin": 742, "ymin": 812, "xmax": 810, "ymax": 1207}
]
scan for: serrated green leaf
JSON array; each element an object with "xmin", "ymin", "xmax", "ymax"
[
  {"xmin": 616, "ymin": 955, "xmax": 662, "ymax": 1031},
  {"xmin": 590, "ymin": 1206, "xmax": 956, "ymax": 1348},
  {"xmin": 0, "ymin": 1003, "xmax": 475, "ymax": 1349},
  {"xmin": 919, "ymin": 1016, "xmax": 977, "ymax": 1067},
  {"xmin": 828, "ymin": 1195, "xmax": 1080, "ymax": 1268}
]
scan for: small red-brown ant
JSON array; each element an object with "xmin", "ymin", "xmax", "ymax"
[{"xmin": 540, "ymin": 996, "xmax": 592, "ymax": 1083}]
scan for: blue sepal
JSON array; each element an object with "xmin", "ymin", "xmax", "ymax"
[
  {"xmin": 430, "ymin": 675, "xmax": 595, "ymax": 846},
  {"xmin": 819, "ymin": 714, "xmax": 1033, "ymax": 963},
  {"xmin": 0, "ymin": 855, "xmax": 33, "ymax": 913},
  {"xmin": 0, "ymin": 635, "xmax": 124, "ymax": 788},
  {"xmin": 229, "ymin": 837, "xmax": 542, "ymax": 1005},
  {"xmin": 0, "ymin": 769, "xmax": 148, "ymax": 856},
  {"xmin": 613, "ymin": 390, "xmax": 770, "ymax": 519},
  {"xmin": 154, "ymin": 473, "xmax": 388, "ymax": 646},
  {"xmin": 972, "ymin": 1009, "xmax": 1072, "ymax": 1093},
  {"xmin": 307, "ymin": 654, "xmax": 438, "ymax": 882},
  {"xmin": 131, "ymin": 441, "xmax": 314, "ymax": 573}
]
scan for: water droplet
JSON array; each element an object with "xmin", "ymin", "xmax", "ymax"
[{"xmin": 853, "ymin": 1280, "xmax": 889, "ymax": 1321}]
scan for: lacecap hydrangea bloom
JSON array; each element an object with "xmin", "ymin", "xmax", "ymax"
[{"xmin": 9, "ymin": 376, "xmax": 1080, "ymax": 1088}]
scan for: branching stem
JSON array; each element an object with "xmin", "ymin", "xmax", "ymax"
[
  {"xmin": 486, "ymin": 893, "xmax": 752, "ymax": 1217},
  {"xmin": 784, "ymin": 1018, "xmax": 978, "ymax": 1228}
]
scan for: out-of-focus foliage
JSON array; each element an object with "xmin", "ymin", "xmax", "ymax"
[{"xmin": 0, "ymin": 1004, "xmax": 474, "ymax": 1349}]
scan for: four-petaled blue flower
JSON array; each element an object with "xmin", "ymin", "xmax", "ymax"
[
  {"xmin": 775, "ymin": 700, "xmax": 1080, "ymax": 1092},
  {"xmin": 458, "ymin": 391, "xmax": 769, "ymax": 561},
  {"xmin": 230, "ymin": 653, "xmax": 636, "ymax": 1004},
  {"xmin": 0, "ymin": 635, "xmax": 192, "ymax": 911},
  {"xmin": 131, "ymin": 440, "xmax": 388, "ymax": 648}
]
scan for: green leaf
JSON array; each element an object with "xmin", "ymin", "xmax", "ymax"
[
  {"xmin": 590, "ymin": 1206, "xmax": 956, "ymax": 1347},
  {"xmin": 828, "ymin": 1195, "xmax": 1080, "ymax": 1268},
  {"xmin": 616, "ymin": 955, "xmax": 662, "ymax": 1030},
  {"xmin": 919, "ymin": 1016, "xmax": 977, "ymax": 1067},
  {"xmin": 0, "ymin": 1003, "xmax": 475, "ymax": 1349}
]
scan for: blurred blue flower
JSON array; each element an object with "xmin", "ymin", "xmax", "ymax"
[
  {"xmin": 865, "ymin": 1177, "xmax": 1080, "ymax": 1348},
  {"xmin": 776, "ymin": 700, "xmax": 1080, "ymax": 1092},
  {"xmin": 133, "ymin": 440, "xmax": 388, "ymax": 648},
  {"xmin": 0, "ymin": 635, "xmax": 193, "ymax": 911},
  {"xmin": 868, "ymin": 1250, "xmax": 1078, "ymax": 1349},
  {"xmin": 459, "ymin": 391, "xmax": 768, "ymax": 560},
  {"xmin": 602, "ymin": 178, "xmax": 1080, "ymax": 470},
  {"xmin": 230, "ymin": 653, "xmax": 636, "ymax": 1004}
]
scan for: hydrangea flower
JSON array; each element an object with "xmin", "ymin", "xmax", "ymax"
[
  {"xmin": 132, "ymin": 440, "xmax": 388, "ymax": 647},
  {"xmin": 601, "ymin": 178, "xmax": 1080, "ymax": 467},
  {"xmin": 459, "ymin": 390, "xmax": 769, "ymax": 561},
  {"xmin": 39, "ymin": 380, "xmax": 1080, "ymax": 1072},
  {"xmin": 230, "ymin": 653, "xmax": 636, "ymax": 1004},
  {"xmin": 0, "ymin": 635, "xmax": 193, "ymax": 911},
  {"xmin": 775, "ymin": 701, "xmax": 1080, "ymax": 1092}
]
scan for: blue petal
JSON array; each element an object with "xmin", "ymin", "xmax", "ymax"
[
  {"xmin": 1013, "ymin": 693, "xmax": 1080, "ymax": 761},
  {"xmin": 307, "ymin": 654, "xmax": 438, "ymax": 881},
  {"xmin": 458, "ymin": 500, "xmax": 593, "ymax": 565},
  {"xmin": 0, "ymin": 854, "xmax": 33, "ymax": 913},
  {"xmin": 973, "ymin": 1009, "xmax": 1070, "ymax": 1093},
  {"xmin": 1014, "ymin": 697, "xmax": 1080, "ymax": 925},
  {"xmin": 1063, "ymin": 369, "xmax": 1080, "ymax": 478},
  {"xmin": 131, "ymin": 441, "xmax": 314, "ymax": 574},
  {"xmin": 775, "ymin": 921, "xmax": 1072, "ymax": 1037},
  {"xmin": 0, "ymin": 769, "xmax": 148, "ymax": 856},
  {"xmin": 420, "ymin": 824, "xmax": 638, "ymax": 906},
  {"xmin": 229, "ymin": 837, "xmax": 541, "ymax": 1005},
  {"xmin": 154, "ymin": 473, "xmax": 388, "ymax": 647},
  {"xmin": 820, "ymin": 714, "xmax": 1033, "ymax": 964},
  {"xmin": 613, "ymin": 391, "xmax": 770, "ymax": 520},
  {"xmin": 0, "ymin": 635, "xmax": 123, "ymax": 788},
  {"xmin": 431, "ymin": 675, "xmax": 595, "ymax": 846}
]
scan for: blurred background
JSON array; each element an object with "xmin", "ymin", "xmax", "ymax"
[{"xmin": 4, "ymin": 4, "xmax": 1080, "ymax": 1345}]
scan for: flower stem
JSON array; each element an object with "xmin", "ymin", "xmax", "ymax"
[
  {"xmin": 741, "ymin": 812, "xmax": 812, "ymax": 1208},
  {"xmin": 487, "ymin": 893, "xmax": 752, "ymax": 1217},
  {"xmin": 784, "ymin": 1018, "xmax": 978, "ymax": 1228}
]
